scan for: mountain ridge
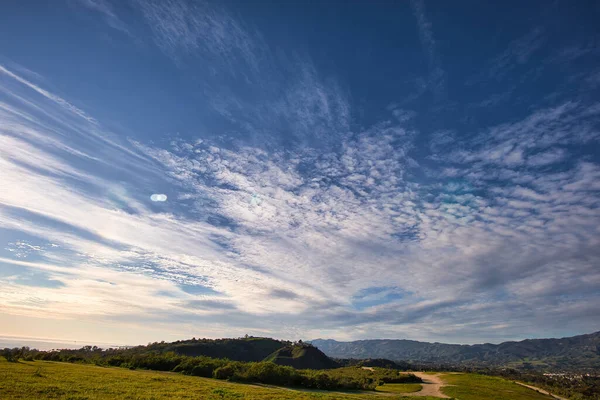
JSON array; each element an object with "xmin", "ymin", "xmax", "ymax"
[{"xmin": 311, "ymin": 331, "xmax": 600, "ymax": 371}]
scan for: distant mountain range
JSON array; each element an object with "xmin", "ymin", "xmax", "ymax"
[{"xmin": 311, "ymin": 331, "xmax": 600, "ymax": 372}]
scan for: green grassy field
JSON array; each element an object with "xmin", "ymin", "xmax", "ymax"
[
  {"xmin": 374, "ymin": 383, "xmax": 422, "ymax": 393},
  {"xmin": 0, "ymin": 359, "xmax": 561, "ymax": 400},
  {"xmin": 440, "ymin": 373, "xmax": 556, "ymax": 400},
  {"xmin": 0, "ymin": 359, "xmax": 439, "ymax": 400}
]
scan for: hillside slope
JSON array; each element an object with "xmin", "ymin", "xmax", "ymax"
[
  {"xmin": 263, "ymin": 343, "xmax": 340, "ymax": 370},
  {"xmin": 143, "ymin": 337, "xmax": 289, "ymax": 362},
  {"xmin": 312, "ymin": 331, "xmax": 600, "ymax": 371}
]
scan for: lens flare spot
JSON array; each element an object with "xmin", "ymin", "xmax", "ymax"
[{"xmin": 151, "ymin": 194, "xmax": 167, "ymax": 202}]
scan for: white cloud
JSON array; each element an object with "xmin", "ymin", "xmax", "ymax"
[
  {"xmin": 132, "ymin": 0, "xmax": 264, "ymax": 73},
  {"xmin": 74, "ymin": 0, "xmax": 130, "ymax": 35},
  {"xmin": 410, "ymin": 0, "xmax": 446, "ymax": 100},
  {"xmin": 527, "ymin": 148, "xmax": 566, "ymax": 166},
  {"xmin": 0, "ymin": 65, "xmax": 97, "ymax": 125}
]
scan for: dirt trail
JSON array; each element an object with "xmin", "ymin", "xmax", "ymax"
[
  {"xmin": 401, "ymin": 372, "xmax": 450, "ymax": 398},
  {"xmin": 515, "ymin": 382, "xmax": 570, "ymax": 400}
]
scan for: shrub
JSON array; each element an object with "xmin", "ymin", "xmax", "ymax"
[
  {"xmin": 213, "ymin": 363, "xmax": 241, "ymax": 380},
  {"xmin": 245, "ymin": 362, "xmax": 300, "ymax": 386}
]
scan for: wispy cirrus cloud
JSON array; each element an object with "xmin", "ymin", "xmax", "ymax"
[
  {"xmin": 410, "ymin": 0, "xmax": 446, "ymax": 100},
  {"xmin": 132, "ymin": 0, "xmax": 266, "ymax": 73},
  {"xmin": 466, "ymin": 26, "xmax": 546, "ymax": 87},
  {"xmin": 0, "ymin": 65, "xmax": 97, "ymax": 125},
  {"xmin": 74, "ymin": 0, "xmax": 130, "ymax": 35}
]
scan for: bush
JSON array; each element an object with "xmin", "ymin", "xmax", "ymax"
[
  {"xmin": 174, "ymin": 357, "xmax": 225, "ymax": 377},
  {"xmin": 213, "ymin": 363, "xmax": 241, "ymax": 380},
  {"xmin": 245, "ymin": 362, "xmax": 300, "ymax": 386}
]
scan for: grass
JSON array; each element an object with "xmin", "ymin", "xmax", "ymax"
[
  {"xmin": 0, "ymin": 359, "xmax": 441, "ymax": 400},
  {"xmin": 1, "ymin": 359, "xmax": 560, "ymax": 400},
  {"xmin": 375, "ymin": 383, "xmax": 422, "ymax": 393},
  {"xmin": 440, "ymin": 373, "xmax": 555, "ymax": 400}
]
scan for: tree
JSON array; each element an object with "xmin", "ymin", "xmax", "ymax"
[{"xmin": 2, "ymin": 348, "xmax": 18, "ymax": 362}]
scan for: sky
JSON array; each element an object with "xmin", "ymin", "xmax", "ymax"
[{"xmin": 0, "ymin": 0, "xmax": 599, "ymax": 346}]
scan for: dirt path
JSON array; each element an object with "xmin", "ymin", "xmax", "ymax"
[
  {"xmin": 515, "ymin": 382, "xmax": 570, "ymax": 400},
  {"xmin": 402, "ymin": 372, "xmax": 450, "ymax": 398}
]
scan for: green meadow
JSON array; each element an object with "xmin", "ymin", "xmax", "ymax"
[
  {"xmin": 374, "ymin": 383, "xmax": 422, "ymax": 393},
  {"xmin": 0, "ymin": 359, "xmax": 560, "ymax": 400},
  {"xmin": 0, "ymin": 359, "xmax": 438, "ymax": 400},
  {"xmin": 440, "ymin": 373, "xmax": 557, "ymax": 400}
]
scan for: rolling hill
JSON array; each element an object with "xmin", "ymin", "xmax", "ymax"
[
  {"xmin": 263, "ymin": 343, "xmax": 340, "ymax": 369},
  {"xmin": 124, "ymin": 337, "xmax": 341, "ymax": 370},
  {"xmin": 312, "ymin": 331, "xmax": 600, "ymax": 371},
  {"xmin": 142, "ymin": 337, "xmax": 289, "ymax": 362}
]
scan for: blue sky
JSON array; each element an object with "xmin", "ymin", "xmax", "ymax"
[{"xmin": 0, "ymin": 0, "xmax": 599, "ymax": 345}]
